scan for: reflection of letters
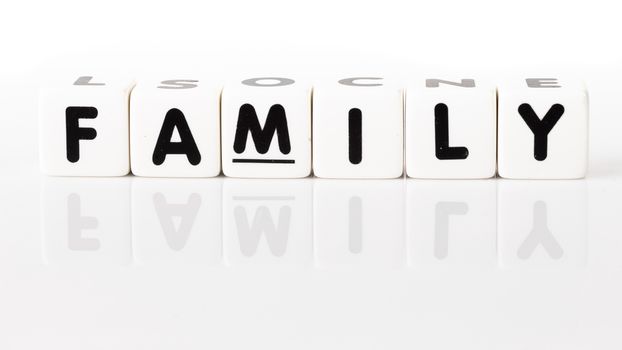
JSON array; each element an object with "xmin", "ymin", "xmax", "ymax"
[
  {"xmin": 153, "ymin": 193, "xmax": 202, "ymax": 251},
  {"xmin": 518, "ymin": 201, "xmax": 563, "ymax": 260},
  {"xmin": 349, "ymin": 196, "xmax": 362, "ymax": 254},
  {"xmin": 67, "ymin": 193, "xmax": 99, "ymax": 251},
  {"xmin": 434, "ymin": 202, "xmax": 468, "ymax": 259},
  {"xmin": 234, "ymin": 205, "xmax": 291, "ymax": 257}
]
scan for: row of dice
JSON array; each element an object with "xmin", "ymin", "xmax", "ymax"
[{"xmin": 39, "ymin": 75, "xmax": 588, "ymax": 179}]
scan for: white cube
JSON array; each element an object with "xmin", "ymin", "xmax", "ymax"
[
  {"xmin": 406, "ymin": 78, "xmax": 497, "ymax": 179},
  {"xmin": 221, "ymin": 77, "xmax": 312, "ymax": 178},
  {"xmin": 39, "ymin": 75, "xmax": 132, "ymax": 176},
  {"xmin": 313, "ymin": 77, "xmax": 403, "ymax": 178},
  {"xmin": 130, "ymin": 78, "xmax": 221, "ymax": 177},
  {"xmin": 498, "ymin": 78, "xmax": 589, "ymax": 179}
]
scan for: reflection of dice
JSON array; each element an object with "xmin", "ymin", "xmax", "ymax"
[
  {"xmin": 39, "ymin": 75, "xmax": 132, "ymax": 176},
  {"xmin": 221, "ymin": 77, "xmax": 312, "ymax": 178},
  {"xmin": 130, "ymin": 78, "xmax": 221, "ymax": 177},
  {"xmin": 406, "ymin": 180, "xmax": 497, "ymax": 269},
  {"xmin": 222, "ymin": 179, "xmax": 312, "ymax": 266},
  {"xmin": 498, "ymin": 180, "xmax": 587, "ymax": 269},
  {"xmin": 41, "ymin": 177, "xmax": 131, "ymax": 265},
  {"xmin": 406, "ymin": 78, "xmax": 497, "ymax": 179},
  {"xmin": 313, "ymin": 180, "xmax": 405, "ymax": 268},
  {"xmin": 313, "ymin": 77, "xmax": 403, "ymax": 178},
  {"xmin": 131, "ymin": 178, "xmax": 222, "ymax": 265},
  {"xmin": 498, "ymin": 78, "xmax": 589, "ymax": 179}
]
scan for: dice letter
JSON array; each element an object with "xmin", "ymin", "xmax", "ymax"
[
  {"xmin": 130, "ymin": 78, "xmax": 221, "ymax": 177},
  {"xmin": 498, "ymin": 78, "xmax": 588, "ymax": 179},
  {"xmin": 39, "ymin": 75, "xmax": 132, "ymax": 176},
  {"xmin": 313, "ymin": 77, "xmax": 403, "ymax": 178},
  {"xmin": 406, "ymin": 78, "xmax": 497, "ymax": 178},
  {"xmin": 221, "ymin": 77, "xmax": 312, "ymax": 178}
]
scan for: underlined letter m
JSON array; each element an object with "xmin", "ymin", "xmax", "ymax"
[{"xmin": 233, "ymin": 104, "xmax": 291, "ymax": 154}]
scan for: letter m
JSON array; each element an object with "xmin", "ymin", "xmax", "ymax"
[{"xmin": 233, "ymin": 104, "xmax": 291, "ymax": 154}]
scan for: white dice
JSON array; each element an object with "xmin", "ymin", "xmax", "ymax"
[
  {"xmin": 130, "ymin": 78, "xmax": 221, "ymax": 177},
  {"xmin": 498, "ymin": 78, "xmax": 589, "ymax": 179},
  {"xmin": 39, "ymin": 74, "xmax": 590, "ymax": 179},
  {"xmin": 313, "ymin": 77, "xmax": 403, "ymax": 178},
  {"xmin": 39, "ymin": 75, "xmax": 132, "ymax": 176},
  {"xmin": 221, "ymin": 77, "xmax": 312, "ymax": 178},
  {"xmin": 406, "ymin": 78, "xmax": 497, "ymax": 179}
]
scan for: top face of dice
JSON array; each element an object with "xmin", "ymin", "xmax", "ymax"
[
  {"xmin": 498, "ymin": 78, "xmax": 589, "ymax": 179},
  {"xmin": 313, "ymin": 77, "xmax": 403, "ymax": 179},
  {"xmin": 406, "ymin": 78, "xmax": 497, "ymax": 179},
  {"xmin": 39, "ymin": 75, "xmax": 133, "ymax": 176},
  {"xmin": 130, "ymin": 78, "xmax": 221, "ymax": 177},
  {"xmin": 221, "ymin": 77, "xmax": 312, "ymax": 178}
]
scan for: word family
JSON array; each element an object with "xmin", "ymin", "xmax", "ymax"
[{"xmin": 39, "ymin": 75, "xmax": 589, "ymax": 179}]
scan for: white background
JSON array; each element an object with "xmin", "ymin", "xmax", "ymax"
[{"xmin": 2, "ymin": 0, "xmax": 622, "ymax": 349}]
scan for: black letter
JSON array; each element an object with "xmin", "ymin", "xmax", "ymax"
[
  {"xmin": 348, "ymin": 108, "xmax": 362, "ymax": 164},
  {"xmin": 152, "ymin": 108, "xmax": 201, "ymax": 166},
  {"xmin": 435, "ymin": 103, "xmax": 469, "ymax": 160},
  {"xmin": 233, "ymin": 104, "xmax": 291, "ymax": 154},
  {"xmin": 518, "ymin": 103, "xmax": 564, "ymax": 161},
  {"xmin": 66, "ymin": 106, "xmax": 98, "ymax": 163}
]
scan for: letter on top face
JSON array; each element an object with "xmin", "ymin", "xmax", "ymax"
[
  {"xmin": 426, "ymin": 79, "xmax": 475, "ymax": 88},
  {"xmin": 74, "ymin": 76, "xmax": 105, "ymax": 86},
  {"xmin": 242, "ymin": 77, "xmax": 295, "ymax": 87},
  {"xmin": 157, "ymin": 79, "xmax": 199, "ymax": 89},
  {"xmin": 338, "ymin": 77, "xmax": 383, "ymax": 87},
  {"xmin": 526, "ymin": 78, "xmax": 561, "ymax": 88}
]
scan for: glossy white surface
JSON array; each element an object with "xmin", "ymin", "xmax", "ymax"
[
  {"xmin": 2, "ymin": 7, "xmax": 622, "ymax": 342},
  {"xmin": 1, "ymin": 61, "xmax": 620, "ymax": 349}
]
